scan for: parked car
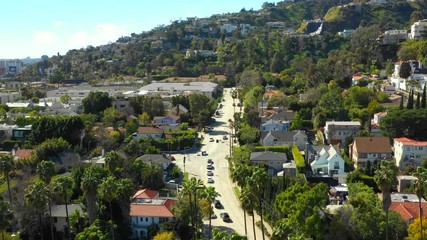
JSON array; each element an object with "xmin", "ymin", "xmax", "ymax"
[
  {"xmin": 220, "ymin": 212, "xmax": 231, "ymax": 222},
  {"xmin": 207, "ymin": 165, "xmax": 214, "ymax": 170},
  {"xmin": 207, "ymin": 171, "xmax": 214, "ymax": 176},
  {"xmin": 207, "ymin": 159, "xmax": 214, "ymax": 164},
  {"xmin": 223, "ymin": 136, "xmax": 228, "ymax": 140},
  {"xmin": 210, "ymin": 213, "xmax": 217, "ymax": 219},
  {"xmin": 207, "ymin": 177, "xmax": 214, "ymax": 184},
  {"xmin": 202, "ymin": 151, "xmax": 208, "ymax": 156},
  {"xmin": 214, "ymin": 200, "xmax": 223, "ymax": 209},
  {"xmin": 209, "ymin": 138, "xmax": 214, "ymax": 142}
]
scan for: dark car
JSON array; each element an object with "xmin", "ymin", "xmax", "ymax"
[
  {"xmin": 207, "ymin": 170, "xmax": 214, "ymax": 176},
  {"xmin": 214, "ymin": 200, "xmax": 223, "ymax": 209},
  {"xmin": 207, "ymin": 165, "xmax": 214, "ymax": 170},
  {"xmin": 207, "ymin": 159, "xmax": 214, "ymax": 164},
  {"xmin": 202, "ymin": 151, "xmax": 208, "ymax": 156},
  {"xmin": 220, "ymin": 212, "xmax": 231, "ymax": 222}
]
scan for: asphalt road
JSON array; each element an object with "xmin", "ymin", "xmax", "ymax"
[{"xmin": 174, "ymin": 88, "xmax": 271, "ymax": 240}]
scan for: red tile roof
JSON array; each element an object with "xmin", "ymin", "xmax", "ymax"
[
  {"xmin": 15, "ymin": 149, "xmax": 33, "ymax": 159},
  {"xmin": 137, "ymin": 127, "xmax": 164, "ymax": 134},
  {"xmin": 395, "ymin": 137, "xmax": 427, "ymax": 147},
  {"xmin": 132, "ymin": 189, "xmax": 159, "ymax": 199},
  {"xmin": 130, "ymin": 201, "xmax": 175, "ymax": 217},
  {"xmin": 390, "ymin": 202, "xmax": 427, "ymax": 221},
  {"xmin": 352, "ymin": 137, "xmax": 392, "ymax": 153}
]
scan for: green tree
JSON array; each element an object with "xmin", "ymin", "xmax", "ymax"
[
  {"xmin": 52, "ymin": 176, "xmax": 74, "ymax": 240},
  {"xmin": 98, "ymin": 176, "xmax": 119, "ymax": 240},
  {"xmin": 138, "ymin": 112, "xmax": 151, "ymax": 125},
  {"xmin": 0, "ymin": 200, "xmax": 13, "ymax": 240},
  {"xmin": 202, "ymin": 186, "xmax": 220, "ymax": 239},
  {"xmin": 374, "ymin": 160, "xmax": 399, "ymax": 240},
  {"xmin": 24, "ymin": 181, "xmax": 49, "ymax": 240},
  {"xmin": 248, "ymin": 167, "xmax": 268, "ymax": 240},
  {"xmin": 413, "ymin": 167, "xmax": 427, "ymax": 240},
  {"xmin": 36, "ymin": 160, "xmax": 56, "ymax": 240},
  {"xmin": 0, "ymin": 155, "xmax": 14, "ymax": 205},
  {"xmin": 104, "ymin": 151, "xmax": 123, "ymax": 177},
  {"xmin": 290, "ymin": 111, "xmax": 303, "ymax": 130},
  {"xmin": 82, "ymin": 92, "xmax": 112, "ymax": 115},
  {"xmin": 60, "ymin": 94, "xmax": 71, "ymax": 104},
  {"xmin": 239, "ymin": 123, "xmax": 259, "ymax": 145},
  {"xmin": 81, "ymin": 166, "xmax": 106, "ymax": 223},
  {"xmin": 75, "ymin": 219, "xmax": 112, "ymax": 240},
  {"xmin": 422, "ymin": 85, "xmax": 426, "ymax": 109},
  {"xmin": 408, "ymin": 89, "xmax": 414, "ymax": 109},
  {"xmin": 407, "ymin": 217, "xmax": 427, "ymax": 240},
  {"xmin": 399, "ymin": 61, "xmax": 412, "ymax": 79},
  {"xmin": 140, "ymin": 161, "xmax": 164, "ymax": 190}
]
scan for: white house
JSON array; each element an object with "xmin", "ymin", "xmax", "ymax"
[
  {"xmin": 130, "ymin": 189, "xmax": 175, "ymax": 239},
  {"xmin": 390, "ymin": 60, "xmax": 427, "ymax": 92},
  {"xmin": 310, "ymin": 145, "xmax": 346, "ymax": 176},
  {"xmin": 220, "ymin": 24, "xmax": 237, "ymax": 34},
  {"xmin": 371, "ymin": 112, "xmax": 387, "ymax": 137},
  {"xmin": 260, "ymin": 130, "xmax": 308, "ymax": 150},
  {"xmin": 324, "ymin": 121, "xmax": 361, "ymax": 146},
  {"xmin": 409, "ymin": 19, "xmax": 427, "ymax": 40},
  {"xmin": 50, "ymin": 204, "xmax": 83, "ymax": 236},
  {"xmin": 394, "ymin": 137, "xmax": 427, "ymax": 169},
  {"xmin": 133, "ymin": 127, "xmax": 164, "ymax": 140}
]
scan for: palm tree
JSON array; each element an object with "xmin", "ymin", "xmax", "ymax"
[
  {"xmin": 374, "ymin": 160, "xmax": 398, "ymax": 240},
  {"xmin": 202, "ymin": 186, "xmax": 220, "ymax": 240},
  {"xmin": 242, "ymin": 185, "xmax": 256, "ymax": 240},
  {"xmin": 52, "ymin": 176, "xmax": 74, "ymax": 240},
  {"xmin": 104, "ymin": 151, "xmax": 123, "ymax": 177},
  {"xmin": 0, "ymin": 155, "xmax": 15, "ymax": 206},
  {"xmin": 413, "ymin": 166, "xmax": 427, "ymax": 240},
  {"xmin": 24, "ymin": 181, "xmax": 49, "ymax": 240},
  {"xmin": 81, "ymin": 166, "xmax": 105, "ymax": 223},
  {"xmin": 141, "ymin": 162, "xmax": 164, "ymax": 190},
  {"xmin": 250, "ymin": 166, "xmax": 268, "ymax": 240},
  {"xmin": 0, "ymin": 200, "xmax": 13, "ymax": 240},
  {"xmin": 183, "ymin": 177, "xmax": 203, "ymax": 239},
  {"xmin": 36, "ymin": 160, "xmax": 56, "ymax": 240},
  {"xmin": 116, "ymin": 178, "xmax": 134, "ymax": 234},
  {"xmin": 98, "ymin": 176, "xmax": 119, "ymax": 240}
]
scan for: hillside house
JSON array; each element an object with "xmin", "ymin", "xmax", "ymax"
[
  {"xmin": 349, "ymin": 137, "xmax": 392, "ymax": 169},
  {"xmin": 394, "ymin": 137, "xmax": 427, "ymax": 169},
  {"xmin": 310, "ymin": 145, "xmax": 346, "ymax": 176},
  {"xmin": 324, "ymin": 121, "xmax": 361, "ymax": 146}
]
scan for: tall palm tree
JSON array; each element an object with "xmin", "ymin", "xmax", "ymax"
[
  {"xmin": 183, "ymin": 177, "xmax": 203, "ymax": 239},
  {"xmin": 116, "ymin": 178, "xmax": 134, "ymax": 236},
  {"xmin": 104, "ymin": 151, "xmax": 123, "ymax": 177},
  {"xmin": 24, "ymin": 181, "xmax": 49, "ymax": 240},
  {"xmin": 0, "ymin": 200, "xmax": 13, "ymax": 240},
  {"xmin": 141, "ymin": 162, "xmax": 164, "ymax": 190},
  {"xmin": 374, "ymin": 160, "xmax": 398, "ymax": 240},
  {"xmin": 250, "ymin": 166, "xmax": 268, "ymax": 240},
  {"xmin": 52, "ymin": 176, "xmax": 74, "ymax": 240},
  {"xmin": 0, "ymin": 155, "xmax": 15, "ymax": 206},
  {"xmin": 202, "ymin": 186, "xmax": 220, "ymax": 240},
  {"xmin": 413, "ymin": 166, "xmax": 427, "ymax": 240},
  {"xmin": 36, "ymin": 160, "xmax": 56, "ymax": 240},
  {"xmin": 182, "ymin": 180, "xmax": 194, "ymax": 235},
  {"xmin": 81, "ymin": 166, "xmax": 105, "ymax": 223},
  {"xmin": 98, "ymin": 176, "xmax": 119, "ymax": 240},
  {"xmin": 242, "ymin": 184, "xmax": 256, "ymax": 240}
]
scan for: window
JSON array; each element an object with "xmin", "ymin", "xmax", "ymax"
[
  {"xmin": 334, "ymin": 162, "xmax": 340, "ymax": 170},
  {"xmin": 146, "ymin": 217, "xmax": 148, "ymax": 222},
  {"xmin": 140, "ymin": 217, "xmax": 143, "ymax": 222}
]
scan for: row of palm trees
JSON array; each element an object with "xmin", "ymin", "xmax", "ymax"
[
  {"xmin": 181, "ymin": 177, "xmax": 220, "ymax": 240},
  {"xmin": 375, "ymin": 161, "xmax": 427, "ymax": 240}
]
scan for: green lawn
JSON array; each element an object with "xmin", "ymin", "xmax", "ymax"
[{"xmin": 0, "ymin": 180, "xmax": 17, "ymax": 195}]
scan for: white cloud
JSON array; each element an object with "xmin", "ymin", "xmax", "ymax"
[
  {"xmin": 32, "ymin": 31, "xmax": 56, "ymax": 44},
  {"xmin": 66, "ymin": 23, "xmax": 128, "ymax": 49},
  {"xmin": 54, "ymin": 21, "xmax": 63, "ymax": 27}
]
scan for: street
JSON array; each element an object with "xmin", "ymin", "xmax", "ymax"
[{"xmin": 174, "ymin": 88, "xmax": 271, "ymax": 240}]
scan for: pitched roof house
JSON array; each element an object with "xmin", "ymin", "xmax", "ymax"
[
  {"xmin": 260, "ymin": 130, "xmax": 307, "ymax": 150},
  {"xmin": 310, "ymin": 145, "xmax": 346, "ymax": 176},
  {"xmin": 50, "ymin": 204, "xmax": 83, "ymax": 235},
  {"xmin": 138, "ymin": 154, "xmax": 172, "ymax": 171},
  {"xmin": 349, "ymin": 137, "xmax": 392, "ymax": 169},
  {"xmin": 12, "ymin": 148, "xmax": 33, "ymax": 161},
  {"xmin": 133, "ymin": 127, "xmax": 164, "ymax": 140},
  {"xmin": 250, "ymin": 151, "xmax": 288, "ymax": 176},
  {"xmin": 130, "ymin": 189, "xmax": 175, "ymax": 239},
  {"xmin": 325, "ymin": 121, "xmax": 361, "ymax": 146},
  {"xmin": 153, "ymin": 114, "xmax": 181, "ymax": 125}
]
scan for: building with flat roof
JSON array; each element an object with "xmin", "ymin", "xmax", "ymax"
[{"xmin": 136, "ymin": 82, "xmax": 218, "ymax": 98}]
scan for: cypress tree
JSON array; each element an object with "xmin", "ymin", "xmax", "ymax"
[
  {"xmin": 422, "ymin": 84, "xmax": 426, "ymax": 108},
  {"xmin": 416, "ymin": 92, "xmax": 421, "ymax": 108},
  {"xmin": 407, "ymin": 89, "xmax": 414, "ymax": 109},
  {"xmin": 400, "ymin": 95, "xmax": 404, "ymax": 109}
]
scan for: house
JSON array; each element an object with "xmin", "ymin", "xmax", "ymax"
[
  {"xmin": 136, "ymin": 82, "xmax": 218, "ymax": 98},
  {"xmin": 260, "ymin": 130, "xmax": 308, "ymax": 150},
  {"xmin": 12, "ymin": 148, "xmax": 33, "ymax": 161},
  {"xmin": 324, "ymin": 121, "xmax": 361, "ymax": 146},
  {"xmin": 261, "ymin": 119, "xmax": 289, "ymax": 132},
  {"xmin": 250, "ymin": 151, "xmax": 288, "ymax": 176},
  {"xmin": 337, "ymin": 29, "xmax": 355, "ymax": 38},
  {"xmin": 389, "ymin": 193, "xmax": 427, "ymax": 223},
  {"xmin": 310, "ymin": 145, "xmax": 346, "ymax": 176},
  {"xmin": 0, "ymin": 92, "xmax": 20, "ymax": 104},
  {"xmin": 133, "ymin": 127, "xmax": 164, "ymax": 140},
  {"xmin": 153, "ymin": 114, "xmax": 181, "ymax": 125},
  {"xmin": 50, "ymin": 204, "xmax": 83, "ymax": 236},
  {"xmin": 409, "ymin": 19, "xmax": 427, "ymax": 40},
  {"xmin": 349, "ymin": 137, "xmax": 392, "ymax": 169},
  {"xmin": 371, "ymin": 112, "xmax": 387, "ymax": 137},
  {"xmin": 377, "ymin": 29, "xmax": 407, "ymax": 45},
  {"xmin": 138, "ymin": 154, "xmax": 172, "ymax": 171},
  {"xmin": 278, "ymin": 161, "xmax": 297, "ymax": 177},
  {"xmin": 11, "ymin": 125, "xmax": 32, "ymax": 141},
  {"xmin": 394, "ymin": 137, "xmax": 427, "ymax": 169},
  {"xmin": 130, "ymin": 189, "xmax": 175, "ymax": 239},
  {"xmin": 390, "ymin": 60, "xmax": 427, "ymax": 91}
]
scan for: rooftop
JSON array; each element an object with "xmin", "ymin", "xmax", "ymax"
[{"xmin": 352, "ymin": 137, "xmax": 391, "ymax": 153}]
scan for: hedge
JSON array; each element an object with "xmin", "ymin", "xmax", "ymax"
[{"xmin": 292, "ymin": 145, "xmax": 305, "ymax": 170}]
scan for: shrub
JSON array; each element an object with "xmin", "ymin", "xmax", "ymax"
[{"xmin": 292, "ymin": 145, "xmax": 305, "ymax": 171}]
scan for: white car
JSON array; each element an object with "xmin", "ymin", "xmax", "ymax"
[{"xmin": 207, "ymin": 177, "xmax": 214, "ymax": 184}]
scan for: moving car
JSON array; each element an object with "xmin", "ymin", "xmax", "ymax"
[
  {"xmin": 207, "ymin": 165, "xmax": 214, "ymax": 170},
  {"xmin": 220, "ymin": 212, "xmax": 231, "ymax": 222},
  {"xmin": 209, "ymin": 138, "xmax": 214, "ymax": 142},
  {"xmin": 214, "ymin": 200, "xmax": 223, "ymax": 209},
  {"xmin": 207, "ymin": 177, "xmax": 214, "ymax": 184},
  {"xmin": 207, "ymin": 159, "xmax": 214, "ymax": 164},
  {"xmin": 202, "ymin": 151, "xmax": 208, "ymax": 156},
  {"xmin": 207, "ymin": 171, "xmax": 214, "ymax": 176}
]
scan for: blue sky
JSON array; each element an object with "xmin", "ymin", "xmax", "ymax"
[{"xmin": 1, "ymin": 0, "xmax": 278, "ymax": 59}]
